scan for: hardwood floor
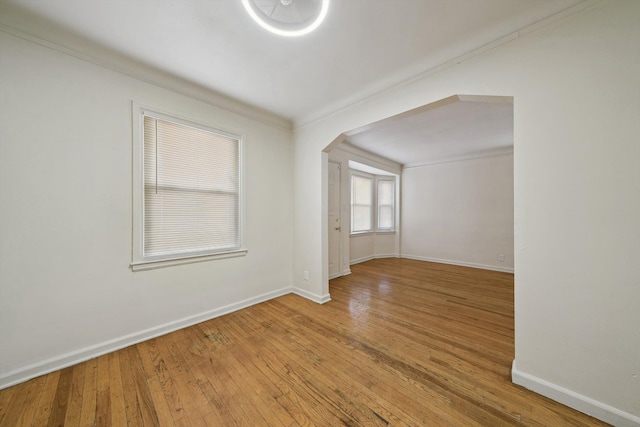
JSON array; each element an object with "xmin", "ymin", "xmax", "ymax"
[{"xmin": 0, "ymin": 258, "xmax": 608, "ymax": 426}]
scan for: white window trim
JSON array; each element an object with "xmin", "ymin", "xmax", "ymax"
[
  {"xmin": 349, "ymin": 170, "xmax": 397, "ymax": 236},
  {"xmin": 350, "ymin": 171, "xmax": 374, "ymax": 234},
  {"xmin": 376, "ymin": 177, "xmax": 396, "ymax": 232},
  {"xmin": 131, "ymin": 102, "xmax": 247, "ymax": 271}
]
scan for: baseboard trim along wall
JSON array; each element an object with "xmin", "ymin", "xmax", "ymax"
[
  {"xmin": 0, "ymin": 286, "xmax": 322, "ymax": 390},
  {"xmin": 291, "ymin": 287, "xmax": 332, "ymax": 304},
  {"xmin": 401, "ymin": 254, "xmax": 514, "ymax": 273},
  {"xmin": 350, "ymin": 255, "xmax": 374, "ymax": 265},
  {"xmin": 350, "ymin": 254, "xmax": 399, "ymax": 266},
  {"xmin": 512, "ymin": 360, "xmax": 640, "ymax": 427},
  {"xmin": 329, "ymin": 269, "xmax": 352, "ymax": 280}
]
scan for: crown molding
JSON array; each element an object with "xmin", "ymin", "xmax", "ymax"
[
  {"xmin": 403, "ymin": 146, "xmax": 514, "ymax": 169},
  {"xmin": 0, "ymin": 18, "xmax": 292, "ymax": 131},
  {"xmin": 1, "ymin": 0, "xmax": 604, "ymax": 133},
  {"xmin": 293, "ymin": 0, "xmax": 604, "ymax": 130},
  {"xmin": 334, "ymin": 142, "xmax": 402, "ymax": 173}
]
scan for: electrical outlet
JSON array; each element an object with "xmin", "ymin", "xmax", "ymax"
[
  {"xmin": 498, "ymin": 254, "xmax": 505, "ymax": 262},
  {"xmin": 304, "ymin": 270, "xmax": 309, "ymax": 281}
]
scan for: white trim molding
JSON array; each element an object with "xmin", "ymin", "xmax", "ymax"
[
  {"xmin": 401, "ymin": 254, "xmax": 514, "ymax": 273},
  {"xmin": 350, "ymin": 253, "xmax": 399, "ymax": 266},
  {"xmin": 0, "ymin": 287, "xmax": 327, "ymax": 390},
  {"xmin": 291, "ymin": 287, "xmax": 332, "ymax": 304},
  {"xmin": 512, "ymin": 360, "xmax": 640, "ymax": 427},
  {"xmin": 293, "ymin": 0, "xmax": 604, "ymax": 129},
  {"xmin": 0, "ymin": 23, "xmax": 291, "ymax": 131},
  {"xmin": 327, "ymin": 269, "xmax": 352, "ymax": 280},
  {"xmin": 350, "ymin": 255, "xmax": 375, "ymax": 265},
  {"xmin": 403, "ymin": 146, "xmax": 514, "ymax": 169},
  {"xmin": 131, "ymin": 249, "xmax": 248, "ymax": 271}
]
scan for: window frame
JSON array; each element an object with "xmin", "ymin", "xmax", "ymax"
[
  {"xmin": 350, "ymin": 171, "xmax": 396, "ymax": 235},
  {"xmin": 350, "ymin": 172, "xmax": 374, "ymax": 234},
  {"xmin": 131, "ymin": 103, "xmax": 246, "ymax": 271},
  {"xmin": 376, "ymin": 177, "xmax": 396, "ymax": 232}
]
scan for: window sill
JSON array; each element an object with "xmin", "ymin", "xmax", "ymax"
[
  {"xmin": 350, "ymin": 231, "xmax": 396, "ymax": 237},
  {"xmin": 131, "ymin": 249, "xmax": 248, "ymax": 271}
]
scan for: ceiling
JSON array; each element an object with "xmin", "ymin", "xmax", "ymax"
[
  {"xmin": 345, "ymin": 95, "xmax": 514, "ymax": 167},
  {"xmin": 1, "ymin": 0, "xmax": 584, "ymax": 165},
  {"xmin": 1, "ymin": 0, "xmax": 583, "ymax": 126}
]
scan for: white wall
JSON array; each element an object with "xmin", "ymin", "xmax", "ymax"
[
  {"xmin": 0, "ymin": 31, "xmax": 293, "ymax": 386},
  {"xmin": 349, "ymin": 233, "xmax": 396, "ymax": 265},
  {"xmin": 402, "ymin": 153, "xmax": 514, "ymax": 272},
  {"xmin": 293, "ymin": 1, "xmax": 640, "ymax": 424}
]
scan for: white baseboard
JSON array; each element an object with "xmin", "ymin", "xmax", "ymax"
[
  {"xmin": 0, "ymin": 286, "xmax": 327, "ymax": 390},
  {"xmin": 512, "ymin": 360, "xmax": 640, "ymax": 427},
  {"xmin": 401, "ymin": 254, "xmax": 514, "ymax": 273},
  {"xmin": 350, "ymin": 253, "xmax": 399, "ymax": 266},
  {"xmin": 328, "ymin": 268, "xmax": 352, "ymax": 280},
  {"xmin": 375, "ymin": 253, "xmax": 399, "ymax": 259},
  {"xmin": 350, "ymin": 255, "xmax": 374, "ymax": 265},
  {"xmin": 291, "ymin": 287, "xmax": 331, "ymax": 304},
  {"xmin": 328, "ymin": 269, "xmax": 352, "ymax": 280}
]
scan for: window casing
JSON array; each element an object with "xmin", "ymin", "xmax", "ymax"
[
  {"xmin": 350, "ymin": 172, "xmax": 396, "ymax": 234},
  {"xmin": 377, "ymin": 179, "xmax": 395, "ymax": 231},
  {"xmin": 351, "ymin": 174, "xmax": 373, "ymax": 233},
  {"xmin": 132, "ymin": 105, "xmax": 245, "ymax": 270}
]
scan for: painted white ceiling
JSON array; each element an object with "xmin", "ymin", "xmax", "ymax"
[
  {"xmin": 0, "ymin": 0, "xmax": 583, "ymax": 126},
  {"xmin": 345, "ymin": 96, "xmax": 514, "ymax": 167}
]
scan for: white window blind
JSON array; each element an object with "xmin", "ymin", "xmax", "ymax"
[
  {"xmin": 142, "ymin": 114, "xmax": 240, "ymax": 259},
  {"xmin": 377, "ymin": 179, "xmax": 395, "ymax": 231},
  {"xmin": 351, "ymin": 175, "xmax": 373, "ymax": 233}
]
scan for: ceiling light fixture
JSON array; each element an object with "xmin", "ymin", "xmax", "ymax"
[{"xmin": 241, "ymin": 0, "xmax": 330, "ymax": 37}]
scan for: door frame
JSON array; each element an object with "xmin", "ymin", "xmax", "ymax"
[{"xmin": 328, "ymin": 160, "xmax": 342, "ymax": 279}]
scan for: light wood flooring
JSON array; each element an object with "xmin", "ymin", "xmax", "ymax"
[{"xmin": 0, "ymin": 258, "xmax": 609, "ymax": 426}]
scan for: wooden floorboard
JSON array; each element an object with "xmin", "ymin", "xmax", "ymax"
[{"xmin": 0, "ymin": 258, "xmax": 609, "ymax": 426}]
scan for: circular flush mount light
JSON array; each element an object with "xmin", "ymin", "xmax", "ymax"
[{"xmin": 241, "ymin": 0, "xmax": 330, "ymax": 37}]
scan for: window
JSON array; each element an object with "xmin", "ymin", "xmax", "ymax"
[
  {"xmin": 350, "ymin": 172, "xmax": 396, "ymax": 234},
  {"xmin": 351, "ymin": 174, "xmax": 373, "ymax": 233},
  {"xmin": 377, "ymin": 179, "xmax": 395, "ymax": 231},
  {"xmin": 132, "ymin": 106, "xmax": 245, "ymax": 270}
]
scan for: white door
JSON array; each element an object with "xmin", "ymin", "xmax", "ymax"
[{"xmin": 328, "ymin": 161, "xmax": 341, "ymax": 279}]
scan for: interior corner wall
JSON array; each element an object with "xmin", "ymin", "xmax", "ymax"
[
  {"xmin": 0, "ymin": 31, "xmax": 293, "ymax": 387},
  {"xmin": 401, "ymin": 153, "xmax": 514, "ymax": 272},
  {"xmin": 293, "ymin": 1, "xmax": 640, "ymax": 424}
]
